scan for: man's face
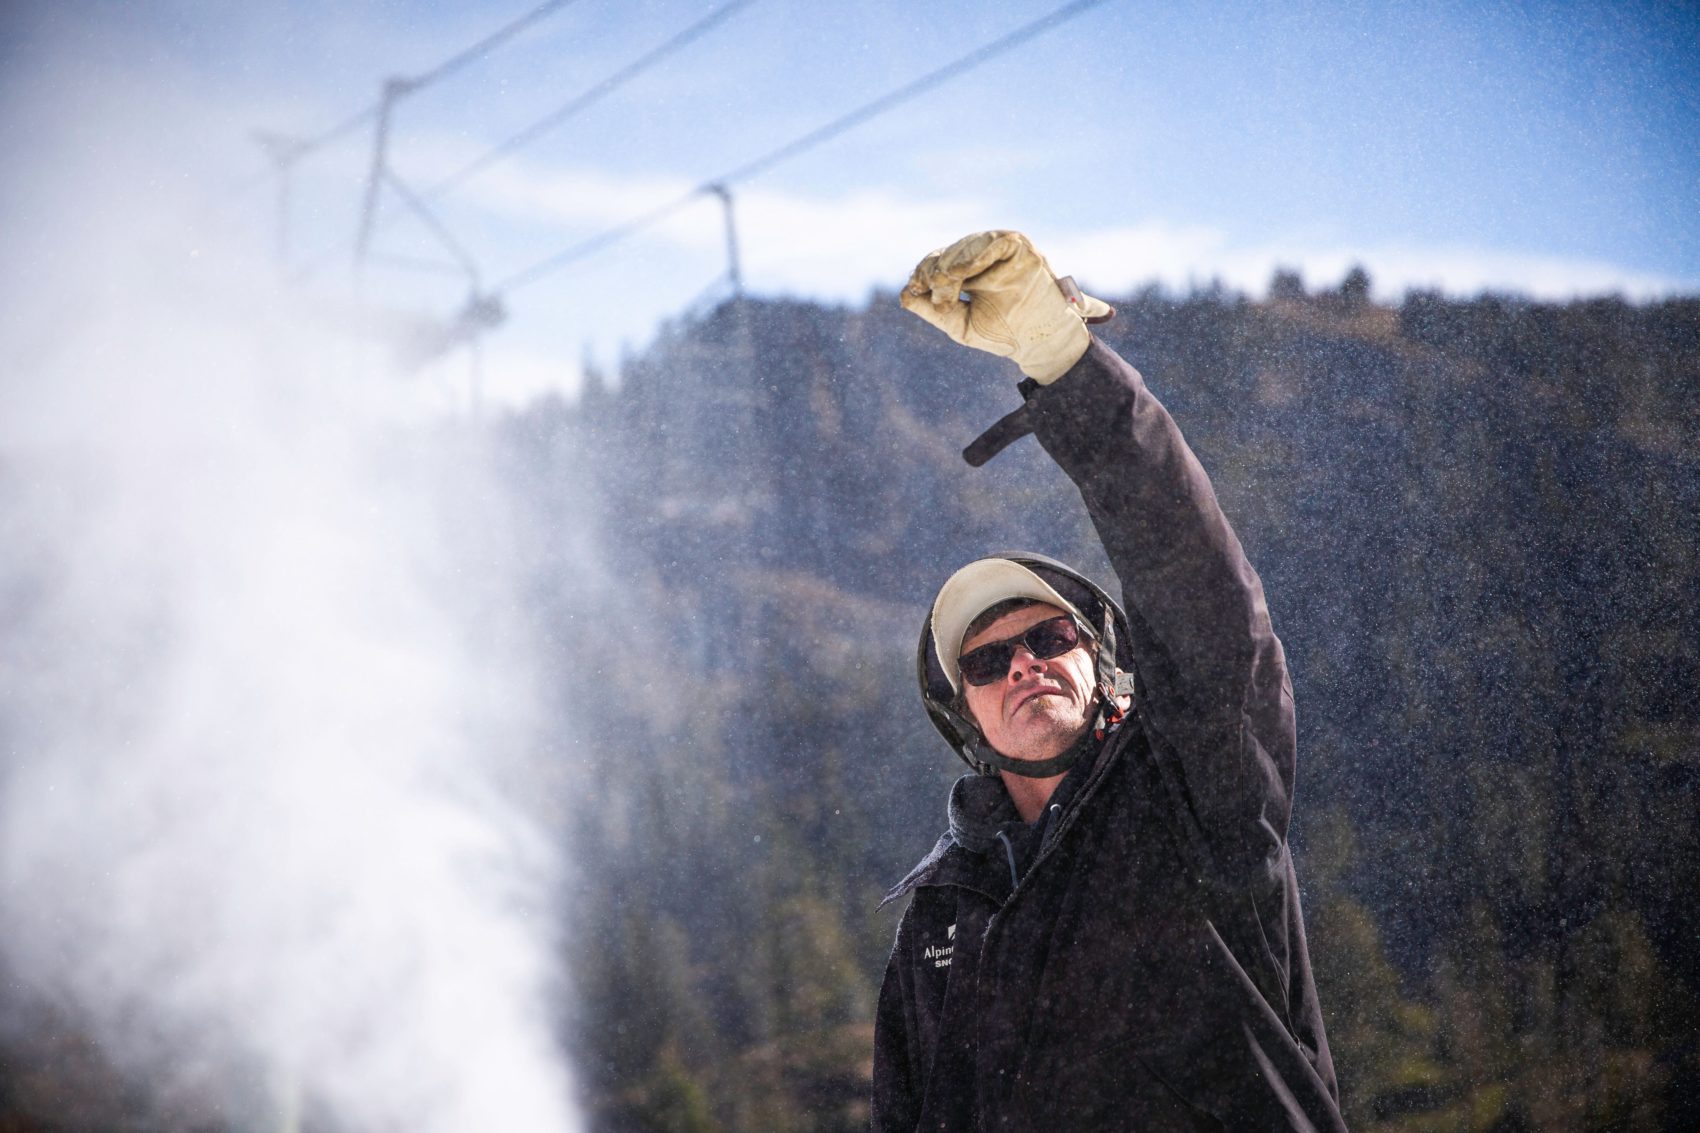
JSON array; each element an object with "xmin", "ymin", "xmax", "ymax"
[{"xmin": 959, "ymin": 602, "xmax": 1097, "ymax": 764}]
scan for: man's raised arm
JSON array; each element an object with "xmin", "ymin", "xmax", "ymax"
[{"xmin": 901, "ymin": 231, "xmax": 1294, "ymax": 892}]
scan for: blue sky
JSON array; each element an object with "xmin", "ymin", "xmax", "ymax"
[{"xmin": 5, "ymin": 0, "xmax": 1697, "ymax": 404}]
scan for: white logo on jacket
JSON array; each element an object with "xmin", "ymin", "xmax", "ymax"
[{"xmin": 921, "ymin": 923, "xmax": 956, "ymax": 969}]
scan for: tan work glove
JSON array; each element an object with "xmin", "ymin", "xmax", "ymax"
[{"xmin": 900, "ymin": 230, "xmax": 1113, "ymax": 384}]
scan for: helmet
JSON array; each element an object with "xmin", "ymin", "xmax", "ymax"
[{"xmin": 918, "ymin": 552, "xmax": 1137, "ymax": 778}]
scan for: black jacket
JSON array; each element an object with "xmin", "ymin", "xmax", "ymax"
[{"xmin": 872, "ymin": 339, "xmax": 1346, "ymax": 1132}]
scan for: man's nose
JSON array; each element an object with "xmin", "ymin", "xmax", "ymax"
[{"xmin": 1005, "ymin": 646, "xmax": 1046, "ymax": 681}]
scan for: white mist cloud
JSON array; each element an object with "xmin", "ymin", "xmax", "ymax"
[{"xmin": 0, "ymin": 19, "xmax": 580, "ymax": 1132}]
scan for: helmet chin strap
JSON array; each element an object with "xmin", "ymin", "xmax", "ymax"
[
  {"xmin": 970, "ymin": 719, "xmax": 1100, "ymax": 778},
  {"xmin": 970, "ymin": 682, "xmax": 1130, "ymax": 779}
]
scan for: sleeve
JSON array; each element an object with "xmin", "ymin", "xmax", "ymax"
[
  {"xmin": 1026, "ymin": 337, "xmax": 1296, "ymax": 893},
  {"xmin": 871, "ymin": 906, "xmax": 922, "ymax": 1133}
]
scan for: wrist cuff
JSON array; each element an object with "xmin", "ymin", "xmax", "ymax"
[{"xmin": 1019, "ymin": 319, "xmax": 1092, "ymax": 384}]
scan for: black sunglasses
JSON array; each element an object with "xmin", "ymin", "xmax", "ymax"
[{"xmin": 957, "ymin": 614, "xmax": 1088, "ymax": 687}]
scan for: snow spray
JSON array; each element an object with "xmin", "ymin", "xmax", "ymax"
[{"xmin": 0, "ymin": 20, "xmax": 582, "ymax": 1132}]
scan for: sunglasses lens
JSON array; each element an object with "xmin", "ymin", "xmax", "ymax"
[
  {"xmin": 956, "ymin": 616, "xmax": 1082, "ymax": 687},
  {"xmin": 1025, "ymin": 618, "xmax": 1080, "ymax": 659},
  {"xmin": 959, "ymin": 644, "xmax": 1013, "ymax": 686}
]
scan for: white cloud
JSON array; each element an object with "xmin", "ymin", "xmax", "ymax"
[
  {"xmin": 1053, "ymin": 224, "xmax": 1699, "ymax": 302},
  {"xmin": 435, "ymin": 154, "xmax": 991, "ymax": 286},
  {"xmin": 460, "ymin": 160, "xmax": 703, "ymax": 231},
  {"xmin": 385, "ymin": 156, "xmax": 1700, "ymax": 404},
  {"xmin": 460, "ymin": 156, "xmax": 1698, "ymax": 306},
  {"xmin": 734, "ymin": 184, "xmax": 999, "ymax": 300}
]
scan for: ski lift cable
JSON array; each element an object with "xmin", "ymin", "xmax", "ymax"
[
  {"xmin": 495, "ymin": 192, "xmax": 707, "ymax": 295},
  {"xmin": 286, "ymin": 0, "xmax": 758, "ymax": 285},
  {"xmin": 406, "ymin": 0, "xmax": 583, "ymax": 96},
  {"xmin": 223, "ymin": 0, "xmax": 584, "ymax": 201},
  {"xmin": 348, "ymin": 0, "xmax": 582, "ymax": 244},
  {"xmin": 418, "ymin": 0, "xmax": 758, "ymax": 204},
  {"xmin": 490, "ymin": 0, "xmax": 1112, "ymax": 298},
  {"xmin": 382, "ymin": 170, "xmax": 483, "ymax": 286}
]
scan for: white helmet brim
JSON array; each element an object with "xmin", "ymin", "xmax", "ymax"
[{"xmin": 929, "ymin": 557, "xmax": 1087, "ymax": 693}]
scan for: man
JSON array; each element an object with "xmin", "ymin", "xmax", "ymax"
[{"xmin": 873, "ymin": 231, "xmax": 1346, "ymax": 1132}]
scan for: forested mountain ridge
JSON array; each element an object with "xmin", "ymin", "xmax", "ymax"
[{"xmin": 502, "ymin": 276, "xmax": 1700, "ymax": 1132}]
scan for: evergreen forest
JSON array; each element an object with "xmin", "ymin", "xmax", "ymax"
[{"xmin": 518, "ymin": 276, "xmax": 1700, "ymax": 1133}]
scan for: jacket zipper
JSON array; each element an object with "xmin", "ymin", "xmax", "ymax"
[{"xmin": 988, "ymin": 724, "xmax": 1131, "ymax": 920}]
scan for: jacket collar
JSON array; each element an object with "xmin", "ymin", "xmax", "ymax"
[
  {"xmin": 880, "ymin": 724, "xmax": 1134, "ymax": 909},
  {"xmin": 878, "ymin": 775, "xmax": 1020, "ymax": 908}
]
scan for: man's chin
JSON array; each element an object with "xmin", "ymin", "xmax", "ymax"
[{"xmin": 999, "ymin": 715, "xmax": 1091, "ymax": 762}]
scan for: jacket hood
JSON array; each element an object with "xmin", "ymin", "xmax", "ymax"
[{"xmin": 947, "ymin": 773, "xmax": 1022, "ymax": 855}]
